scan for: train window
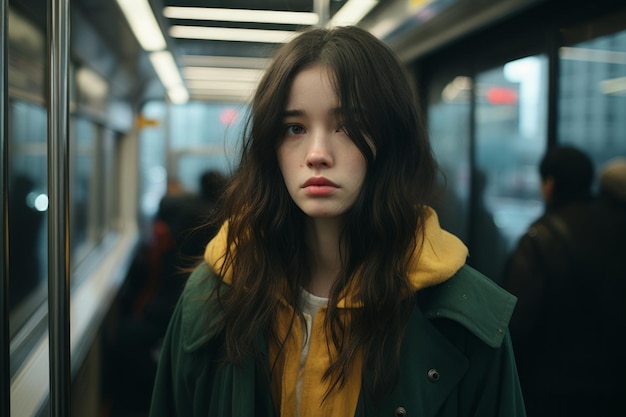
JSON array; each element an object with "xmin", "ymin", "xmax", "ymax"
[
  {"xmin": 8, "ymin": 99, "xmax": 48, "ymax": 336},
  {"xmin": 102, "ymin": 128, "xmax": 120, "ymax": 235},
  {"xmin": 473, "ymin": 55, "xmax": 548, "ymax": 281},
  {"xmin": 138, "ymin": 101, "xmax": 168, "ymax": 228},
  {"xmin": 71, "ymin": 117, "xmax": 98, "ymax": 258},
  {"xmin": 167, "ymin": 102, "xmax": 243, "ymax": 190},
  {"xmin": 138, "ymin": 100, "xmax": 245, "ymax": 232},
  {"xmin": 558, "ymin": 28, "xmax": 626, "ymax": 171},
  {"xmin": 428, "ymin": 73, "xmax": 472, "ymax": 245}
]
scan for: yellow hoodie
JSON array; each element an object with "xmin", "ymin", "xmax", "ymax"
[{"xmin": 204, "ymin": 207, "xmax": 468, "ymax": 417}]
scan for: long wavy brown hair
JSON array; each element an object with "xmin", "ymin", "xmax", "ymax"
[{"xmin": 210, "ymin": 26, "xmax": 437, "ymax": 399}]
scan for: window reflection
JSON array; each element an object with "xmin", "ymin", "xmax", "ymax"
[
  {"xmin": 138, "ymin": 101, "xmax": 245, "ymax": 235},
  {"xmin": 71, "ymin": 117, "xmax": 97, "ymax": 256},
  {"xmin": 8, "ymin": 100, "xmax": 48, "ymax": 335},
  {"xmin": 428, "ymin": 75, "xmax": 472, "ymax": 245},
  {"xmin": 474, "ymin": 55, "xmax": 548, "ymax": 281},
  {"xmin": 558, "ymin": 29, "xmax": 626, "ymax": 172},
  {"xmin": 167, "ymin": 102, "xmax": 244, "ymax": 191}
]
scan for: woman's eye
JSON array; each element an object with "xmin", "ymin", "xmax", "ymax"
[{"xmin": 286, "ymin": 125, "xmax": 305, "ymax": 135}]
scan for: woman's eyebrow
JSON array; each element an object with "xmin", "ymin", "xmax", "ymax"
[
  {"xmin": 282, "ymin": 107, "xmax": 345, "ymax": 118},
  {"xmin": 282, "ymin": 109, "xmax": 304, "ymax": 118}
]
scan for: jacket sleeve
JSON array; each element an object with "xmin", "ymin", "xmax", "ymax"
[
  {"xmin": 149, "ymin": 297, "xmax": 193, "ymax": 417},
  {"xmin": 148, "ymin": 263, "xmax": 234, "ymax": 417},
  {"xmin": 502, "ymin": 230, "xmax": 547, "ymax": 340},
  {"xmin": 502, "ymin": 219, "xmax": 574, "ymax": 343},
  {"xmin": 467, "ymin": 330, "xmax": 527, "ymax": 416}
]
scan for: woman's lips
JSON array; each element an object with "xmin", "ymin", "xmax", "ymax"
[{"xmin": 302, "ymin": 177, "xmax": 338, "ymax": 196}]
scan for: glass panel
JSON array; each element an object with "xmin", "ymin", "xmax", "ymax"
[
  {"xmin": 168, "ymin": 102, "xmax": 244, "ymax": 191},
  {"xmin": 474, "ymin": 55, "xmax": 548, "ymax": 282},
  {"xmin": 139, "ymin": 101, "xmax": 168, "ymax": 233},
  {"xmin": 138, "ymin": 100, "xmax": 246, "ymax": 235},
  {"xmin": 428, "ymin": 74, "xmax": 472, "ymax": 244},
  {"xmin": 71, "ymin": 117, "xmax": 97, "ymax": 257},
  {"xmin": 102, "ymin": 128, "xmax": 119, "ymax": 234},
  {"xmin": 558, "ymin": 28, "xmax": 626, "ymax": 173},
  {"xmin": 8, "ymin": 100, "xmax": 48, "ymax": 332}
]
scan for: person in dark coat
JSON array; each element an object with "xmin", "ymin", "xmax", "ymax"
[
  {"xmin": 150, "ymin": 26, "xmax": 525, "ymax": 417},
  {"xmin": 503, "ymin": 147, "xmax": 626, "ymax": 416},
  {"xmin": 176, "ymin": 170, "xmax": 227, "ymax": 265}
]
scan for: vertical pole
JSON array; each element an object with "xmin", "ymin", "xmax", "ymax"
[
  {"xmin": 468, "ymin": 70, "xmax": 477, "ymax": 254},
  {"xmin": 314, "ymin": 0, "xmax": 330, "ymax": 27},
  {"xmin": 47, "ymin": 0, "xmax": 71, "ymax": 416},
  {"xmin": 0, "ymin": 0, "xmax": 10, "ymax": 413}
]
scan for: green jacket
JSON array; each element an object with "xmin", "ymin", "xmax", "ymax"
[{"xmin": 150, "ymin": 262, "xmax": 526, "ymax": 417}]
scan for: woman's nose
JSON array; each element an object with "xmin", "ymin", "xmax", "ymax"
[{"xmin": 306, "ymin": 131, "xmax": 333, "ymax": 168}]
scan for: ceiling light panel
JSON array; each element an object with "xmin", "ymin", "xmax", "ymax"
[
  {"xmin": 170, "ymin": 26, "xmax": 299, "ymax": 43},
  {"xmin": 181, "ymin": 55, "xmax": 270, "ymax": 70},
  {"xmin": 186, "ymin": 80, "xmax": 258, "ymax": 91},
  {"xmin": 183, "ymin": 67, "xmax": 265, "ymax": 82},
  {"xmin": 116, "ymin": 0, "xmax": 166, "ymax": 51},
  {"xmin": 163, "ymin": 7, "xmax": 319, "ymax": 25},
  {"xmin": 149, "ymin": 51, "xmax": 184, "ymax": 88}
]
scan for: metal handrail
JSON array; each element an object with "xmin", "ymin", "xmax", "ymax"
[
  {"xmin": 47, "ymin": 0, "xmax": 71, "ymax": 416},
  {"xmin": 1, "ymin": 0, "xmax": 10, "ymax": 415}
]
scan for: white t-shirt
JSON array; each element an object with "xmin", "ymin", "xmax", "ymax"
[{"xmin": 295, "ymin": 288, "xmax": 329, "ymax": 416}]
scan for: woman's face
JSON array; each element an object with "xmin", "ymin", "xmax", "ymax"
[{"xmin": 277, "ymin": 64, "xmax": 367, "ymax": 219}]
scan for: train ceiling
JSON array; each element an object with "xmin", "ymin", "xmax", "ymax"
[
  {"xmin": 150, "ymin": 0, "xmax": 360, "ymax": 103},
  {"xmin": 12, "ymin": 0, "xmax": 556, "ymax": 105}
]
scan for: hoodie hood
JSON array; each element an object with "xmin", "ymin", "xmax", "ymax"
[{"xmin": 204, "ymin": 207, "xmax": 468, "ymax": 294}]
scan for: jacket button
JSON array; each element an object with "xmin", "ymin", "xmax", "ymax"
[
  {"xmin": 427, "ymin": 368, "xmax": 440, "ymax": 382},
  {"xmin": 394, "ymin": 406, "xmax": 407, "ymax": 416}
]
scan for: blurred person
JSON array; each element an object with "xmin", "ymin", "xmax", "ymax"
[
  {"xmin": 503, "ymin": 147, "xmax": 626, "ymax": 416},
  {"xmin": 153, "ymin": 177, "xmax": 193, "ymax": 244},
  {"xmin": 598, "ymin": 157, "xmax": 626, "ymax": 208},
  {"xmin": 150, "ymin": 26, "xmax": 525, "ymax": 417},
  {"xmin": 176, "ymin": 170, "xmax": 228, "ymax": 265},
  {"xmin": 136, "ymin": 171, "xmax": 227, "ymax": 335},
  {"xmin": 106, "ymin": 172, "xmax": 226, "ymax": 415},
  {"xmin": 467, "ymin": 169, "xmax": 507, "ymax": 282}
]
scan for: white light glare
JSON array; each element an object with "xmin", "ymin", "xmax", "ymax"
[
  {"xmin": 116, "ymin": 0, "xmax": 166, "ymax": 51},
  {"xmin": 150, "ymin": 51, "xmax": 183, "ymax": 88},
  {"xmin": 149, "ymin": 51, "xmax": 189, "ymax": 104},
  {"xmin": 170, "ymin": 26, "xmax": 297, "ymax": 43},
  {"xmin": 163, "ymin": 7, "xmax": 319, "ymax": 25},
  {"xmin": 27, "ymin": 192, "xmax": 49, "ymax": 212},
  {"xmin": 183, "ymin": 67, "xmax": 264, "ymax": 82}
]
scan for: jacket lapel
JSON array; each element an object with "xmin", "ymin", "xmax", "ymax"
[{"xmin": 356, "ymin": 304, "xmax": 469, "ymax": 417}]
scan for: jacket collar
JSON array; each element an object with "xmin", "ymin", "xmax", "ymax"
[
  {"xmin": 417, "ymin": 265, "xmax": 516, "ymax": 348},
  {"xmin": 181, "ymin": 261, "xmax": 516, "ymax": 354},
  {"xmin": 203, "ymin": 207, "xmax": 469, "ymax": 308}
]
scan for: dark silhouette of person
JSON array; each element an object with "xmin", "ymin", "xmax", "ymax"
[
  {"xmin": 104, "ymin": 171, "xmax": 227, "ymax": 415},
  {"xmin": 176, "ymin": 170, "xmax": 227, "ymax": 265},
  {"xmin": 9, "ymin": 174, "xmax": 44, "ymax": 311},
  {"xmin": 467, "ymin": 169, "xmax": 507, "ymax": 282},
  {"xmin": 503, "ymin": 147, "xmax": 626, "ymax": 416},
  {"xmin": 133, "ymin": 170, "xmax": 227, "ymax": 333}
]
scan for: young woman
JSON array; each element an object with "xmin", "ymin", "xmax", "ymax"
[{"xmin": 149, "ymin": 26, "xmax": 526, "ymax": 417}]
